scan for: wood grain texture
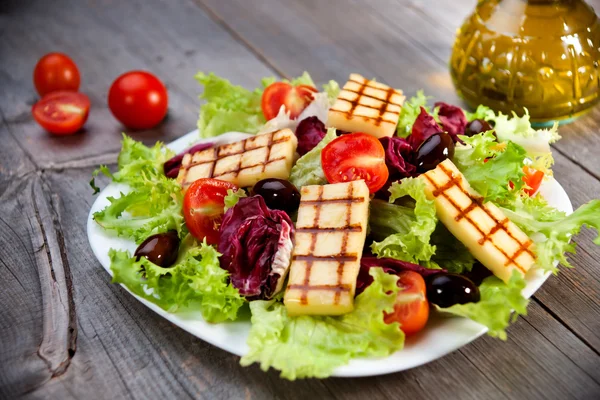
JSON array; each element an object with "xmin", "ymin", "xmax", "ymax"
[{"xmin": 1, "ymin": 0, "xmax": 600, "ymax": 398}]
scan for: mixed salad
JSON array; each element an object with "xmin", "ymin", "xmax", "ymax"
[{"xmin": 91, "ymin": 71, "xmax": 600, "ymax": 380}]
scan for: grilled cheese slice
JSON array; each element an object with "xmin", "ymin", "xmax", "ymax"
[
  {"xmin": 284, "ymin": 181, "xmax": 370, "ymax": 316},
  {"xmin": 419, "ymin": 159, "xmax": 536, "ymax": 282},
  {"xmin": 177, "ymin": 129, "xmax": 297, "ymax": 190},
  {"xmin": 328, "ymin": 73, "xmax": 405, "ymax": 138}
]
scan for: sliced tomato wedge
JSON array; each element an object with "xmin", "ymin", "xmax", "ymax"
[
  {"xmin": 183, "ymin": 178, "xmax": 238, "ymax": 245},
  {"xmin": 321, "ymin": 132, "xmax": 389, "ymax": 193},
  {"xmin": 522, "ymin": 166, "xmax": 544, "ymax": 196},
  {"xmin": 261, "ymin": 82, "xmax": 317, "ymax": 120},
  {"xmin": 32, "ymin": 91, "xmax": 90, "ymax": 135},
  {"xmin": 384, "ymin": 271, "xmax": 429, "ymax": 336}
]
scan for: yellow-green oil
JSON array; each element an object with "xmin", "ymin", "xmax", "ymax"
[{"xmin": 450, "ymin": 0, "xmax": 600, "ymax": 125}]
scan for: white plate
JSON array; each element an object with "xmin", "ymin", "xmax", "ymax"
[{"xmin": 87, "ymin": 130, "xmax": 574, "ymax": 378}]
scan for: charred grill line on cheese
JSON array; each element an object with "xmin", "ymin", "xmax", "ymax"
[
  {"xmin": 299, "ymin": 185, "xmax": 323, "ymax": 305},
  {"xmin": 420, "ymin": 160, "xmax": 535, "ymax": 280},
  {"xmin": 177, "ymin": 129, "xmax": 297, "ymax": 189}
]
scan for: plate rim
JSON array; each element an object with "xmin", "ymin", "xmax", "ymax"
[{"xmin": 87, "ymin": 129, "xmax": 574, "ymax": 378}]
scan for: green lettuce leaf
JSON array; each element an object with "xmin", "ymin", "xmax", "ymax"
[
  {"xmin": 489, "ymin": 109, "xmax": 560, "ymax": 175},
  {"xmin": 289, "ymin": 127, "xmax": 337, "ymax": 188},
  {"xmin": 110, "ymin": 241, "xmax": 244, "ymax": 322},
  {"xmin": 240, "ymin": 268, "xmax": 404, "ymax": 379},
  {"xmin": 396, "ymin": 90, "xmax": 430, "ymax": 137},
  {"xmin": 369, "ymin": 198, "xmax": 474, "ymax": 273},
  {"xmin": 439, "ymin": 271, "xmax": 529, "ymax": 340},
  {"xmin": 454, "ymin": 132, "xmax": 527, "ymax": 204},
  {"xmin": 195, "ymin": 72, "xmax": 267, "ymax": 138},
  {"xmin": 501, "ymin": 196, "xmax": 600, "ymax": 273},
  {"xmin": 322, "ymin": 80, "xmax": 340, "ymax": 104},
  {"xmin": 371, "ymin": 178, "xmax": 438, "ymax": 265},
  {"xmin": 465, "ymin": 104, "xmax": 495, "ymax": 122},
  {"xmin": 92, "ymin": 136, "xmax": 185, "ymax": 243},
  {"xmin": 223, "ymin": 188, "xmax": 248, "ymax": 213},
  {"xmin": 288, "ymin": 71, "xmax": 316, "ymax": 87}
]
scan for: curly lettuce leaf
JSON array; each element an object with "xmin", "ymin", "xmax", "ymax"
[
  {"xmin": 490, "ymin": 109, "xmax": 560, "ymax": 175},
  {"xmin": 240, "ymin": 268, "xmax": 403, "ymax": 380},
  {"xmin": 465, "ymin": 104, "xmax": 495, "ymax": 122},
  {"xmin": 223, "ymin": 188, "xmax": 248, "ymax": 213},
  {"xmin": 110, "ymin": 241, "xmax": 244, "ymax": 322},
  {"xmin": 92, "ymin": 136, "xmax": 185, "ymax": 243},
  {"xmin": 396, "ymin": 90, "xmax": 430, "ymax": 138},
  {"xmin": 371, "ymin": 178, "xmax": 438, "ymax": 264},
  {"xmin": 322, "ymin": 80, "xmax": 340, "ymax": 104},
  {"xmin": 195, "ymin": 72, "xmax": 267, "ymax": 138},
  {"xmin": 439, "ymin": 271, "xmax": 529, "ymax": 340},
  {"xmin": 454, "ymin": 133, "xmax": 527, "ymax": 204},
  {"xmin": 502, "ymin": 196, "xmax": 600, "ymax": 273},
  {"xmin": 289, "ymin": 127, "xmax": 337, "ymax": 188}
]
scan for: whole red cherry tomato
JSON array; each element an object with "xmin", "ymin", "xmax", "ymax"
[
  {"xmin": 33, "ymin": 53, "xmax": 81, "ymax": 96},
  {"xmin": 108, "ymin": 71, "xmax": 168, "ymax": 130}
]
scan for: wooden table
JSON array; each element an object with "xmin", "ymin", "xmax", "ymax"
[{"xmin": 2, "ymin": 0, "xmax": 600, "ymax": 398}]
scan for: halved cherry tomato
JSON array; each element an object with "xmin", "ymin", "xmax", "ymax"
[
  {"xmin": 261, "ymin": 82, "xmax": 317, "ymax": 121},
  {"xmin": 32, "ymin": 91, "xmax": 90, "ymax": 135},
  {"xmin": 183, "ymin": 179, "xmax": 238, "ymax": 245},
  {"xmin": 384, "ymin": 271, "xmax": 429, "ymax": 336},
  {"xmin": 33, "ymin": 53, "xmax": 80, "ymax": 96},
  {"xmin": 108, "ymin": 71, "xmax": 168, "ymax": 130},
  {"xmin": 321, "ymin": 132, "xmax": 389, "ymax": 193},
  {"xmin": 522, "ymin": 166, "xmax": 544, "ymax": 196}
]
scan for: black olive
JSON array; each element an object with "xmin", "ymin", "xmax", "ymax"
[
  {"xmin": 252, "ymin": 178, "xmax": 301, "ymax": 214},
  {"xmin": 464, "ymin": 119, "xmax": 493, "ymax": 137},
  {"xmin": 415, "ymin": 132, "xmax": 455, "ymax": 173},
  {"xmin": 426, "ymin": 273, "xmax": 480, "ymax": 308},
  {"xmin": 134, "ymin": 230, "xmax": 180, "ymax": 268}
]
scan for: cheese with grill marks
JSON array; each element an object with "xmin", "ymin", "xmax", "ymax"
[
  {"xmin": 419, "ymin": 159, "xmax": 536, "ymax": 282},
  {"xmin": 284, "ymin": 180, "xmax": 370, "ymax": 316},
  {"xmin": 176, "ymin": 129, "xmax": 297, "ymax": 190},
  {"xmin": 327, "ymin": 73, "xmax": 405, "ymax": 138}
]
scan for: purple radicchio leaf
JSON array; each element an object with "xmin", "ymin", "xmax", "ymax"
[
  {"xmin": 217, "ymin": 196, "xmax": 294, "ymax": 300},
  {"xmin": 295, "ymin": 116, "xmax": 327, "ymax": 156},
  {"xmin": 434, "ymin": 101, "xmax": 467, "ymax": 144}
]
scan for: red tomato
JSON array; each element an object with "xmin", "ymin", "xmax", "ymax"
[
  {"xmin": 261, "ymin": 82, "xmax": 317, "ymax": 120},
  {"xmin": 183, "ymin": 179, "xmax": 238, "ymax": 245},
  {"xmin": 108, "ymin": 71, "xmax": 168, "ymax": 130},
  {"xmin": 33, "ymin": 53, "xmax": 81, "ymax": 96},
  {"xmin": 321, "ymin": 132, "xmax": 389, "ymax": 193},
  {"xmin": 384, "ymin": 271, "xmax": 429, "ymax": 336},
  {"xmin": 32, "ymin": 91, "xmax": 90, "ymax": 135},
  {"xmin": 522, "ymin": 166, "xmax": 544, "ymax": 196}
]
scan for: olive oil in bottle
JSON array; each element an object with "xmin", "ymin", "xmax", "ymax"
[{"xmin": 450, "ymin": 0, "xmax": 600, "ymax": 126}]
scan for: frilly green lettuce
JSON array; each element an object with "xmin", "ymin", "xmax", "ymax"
[
  {"xmin": 289, "ymin": 127, "xmax": 337, "ymax": 188},
  {"xmin": 240, "ymin": 268, "xmax": 404, "ymax": 379},
  {"xmin": 439, "ymin": 271, "xmax": 529, "ymax": 340},
  {"xmin": 110, "ymin": 241, "xmax": 244, "ymax": 322}
]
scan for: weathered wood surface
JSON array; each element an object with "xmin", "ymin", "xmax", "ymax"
[{"xmin": 0, "ymin": 0, "xmax": 599, "ymax": 399}]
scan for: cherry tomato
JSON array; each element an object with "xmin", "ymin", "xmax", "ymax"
[
  {"xmin": 261, "ymin": 82, "xmax": 317, "ymax": 120},
  {"xmin": 522, "ymin": 166, "xmax": 544, "ymax": 196},
  {"xmin": 33, "ymin": 53, "xmax": 81, "ymax": 96},
  {"xmin": 32, "ymin": 91, "xmax": 90, "ymax": 135},
  {"xmin": 321, "ymin": 132, "xmax": 389, "ymax": 193},
  {"xmin": 183, "ymin": 179, "xmax": 238, "ymax": 245},
  {"xmin": 108, "ymin": 71, "xmax": 168, "ymax": 130},
  {"xmin": 384, "ymin": 271, "xmax": 429, "ymax": 336}
]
